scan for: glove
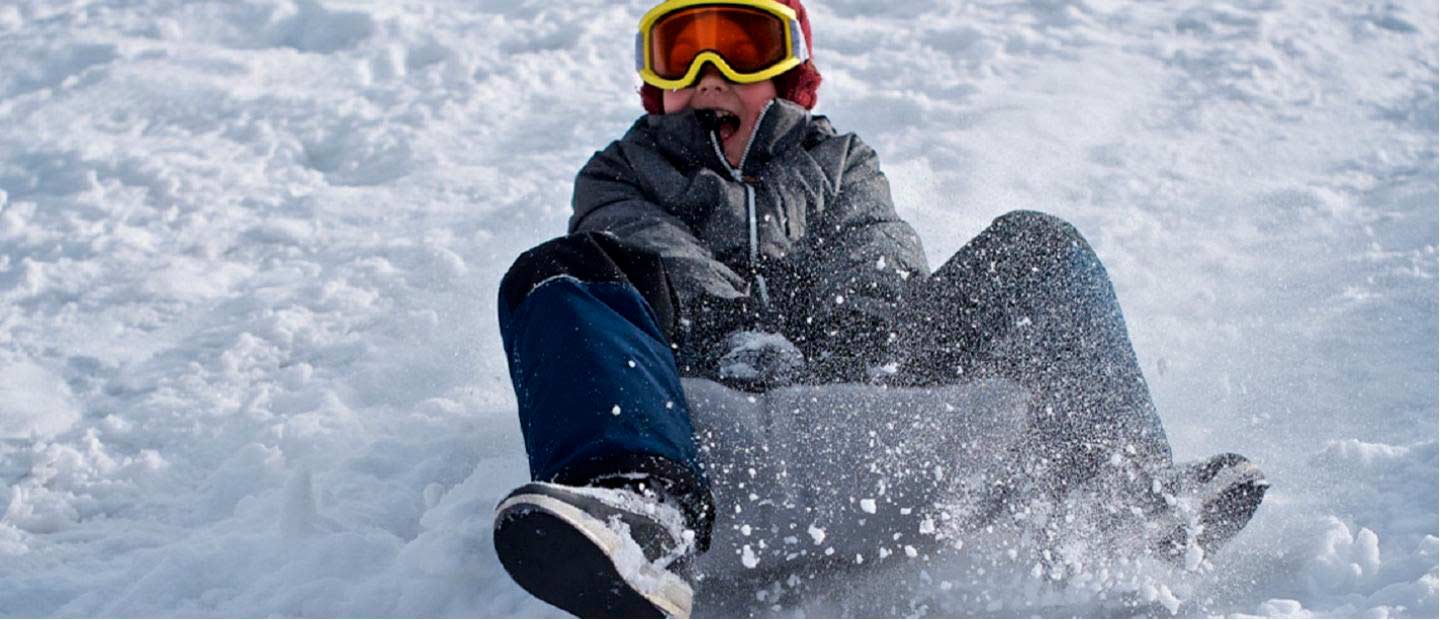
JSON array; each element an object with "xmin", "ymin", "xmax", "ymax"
[{"xmin": 715, "ymin": 330, "xmax": 806, "ymax": 392}]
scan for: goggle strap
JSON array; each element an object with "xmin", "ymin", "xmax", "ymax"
[
  {"xmin": 635, "ymin": 32, "xmax": 646, "ymax": 72},
  {"xmin": 790, "ymin": 18, "xmax": 808, "ymax": 63}
]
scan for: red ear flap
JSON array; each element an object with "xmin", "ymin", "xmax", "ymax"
[
  {"xmin": 641, "ymin": 83, "xmax": 665, "ymax": 115},
  {"xmin": 774, "ymin": 60, "xmax": 821, "ymax": 110}
]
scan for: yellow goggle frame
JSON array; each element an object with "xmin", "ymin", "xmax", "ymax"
[{"xmin": 636, "ymin": 0, "xmax": 809, "ymax": 90}]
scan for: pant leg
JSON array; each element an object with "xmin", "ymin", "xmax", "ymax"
[
  {"xmin": 498, "ymin": 231, "xmax": 714, "ymax": 545},
  {"xmin": 897, "ymin": 210, "xmax": 1173, "ymax": 493}
]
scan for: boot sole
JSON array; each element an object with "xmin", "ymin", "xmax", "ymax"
[
  {"xmin": 495, "ymin": 493, "xmax": 693, "ymax": 619},
  {"xmin": 1196, "ymin": 465, "xmax": 1268, "ymax": 552},
  {"xmin": 1156, "ymin": 459, "xmax": 1269, "ymax": 559}
]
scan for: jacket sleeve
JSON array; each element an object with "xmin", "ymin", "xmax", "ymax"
[
  {"xmin": 570, "ymin": 142, "xmax": 758, "ymax": 370},
  {"xmin": 785, "ymin": 135, "xmax": 930, "ymax": 380}
]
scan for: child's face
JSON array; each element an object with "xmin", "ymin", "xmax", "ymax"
[{"xmin": 663, "ymin": 66, "xmax": 777, "ymax": 167}]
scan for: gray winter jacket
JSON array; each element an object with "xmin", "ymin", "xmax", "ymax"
[{"xmin": 570, "ymin": 98, "xmax": 930, "ymax": 381}]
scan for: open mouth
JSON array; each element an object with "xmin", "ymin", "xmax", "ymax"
[{"xmin": 696, "ymin": 108, "xmax": 742, "ymax": 143}]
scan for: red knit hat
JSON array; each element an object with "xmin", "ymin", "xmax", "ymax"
[{"xmin": 640, "ymin": 0, "xmax": 822, "ymax": 114}]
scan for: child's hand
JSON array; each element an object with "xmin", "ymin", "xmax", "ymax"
[{"xmin": 715, "ymin": 330, "xmax": 806, "ymax": 392}]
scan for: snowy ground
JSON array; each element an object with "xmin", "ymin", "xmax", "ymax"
[{"xmin": 0, "ymin": 0, "xmax": 1435, "ymax": 617}]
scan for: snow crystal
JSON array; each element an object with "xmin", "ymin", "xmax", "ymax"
[
  {"xmin": 807, "ymin": 524, "xmax": 826, "ymax": 545},
  {"xmin": 1184, "ymin": 541, "xmax": 1205, "ymax": 572},
  {"xmin": 1152, "ymin": 584, "xmax": 1181, "ymax": 615},
  {"xmin": 741, "ymin": 545, "xmax": 759, "ymax": 569}
]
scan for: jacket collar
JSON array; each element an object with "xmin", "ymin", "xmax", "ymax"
[{"xmin": 641, "ymin": 98, "xmax": 813, "ymax": 178}]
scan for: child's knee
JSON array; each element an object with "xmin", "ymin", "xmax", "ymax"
[
  {"xmin": 993, "ymin": 210, "xmax": 1086, "ymax": 246},
  {"xmin": 500, "ymin": 233, "xmax": 609, "ymax": 312}
]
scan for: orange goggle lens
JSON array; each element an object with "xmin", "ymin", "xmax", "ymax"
[{"xmin": 649, "ymin": 6, "xmax": 789, "ymax": 80}]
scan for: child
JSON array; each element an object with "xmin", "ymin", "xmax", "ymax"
[{"xmin": 492, "ymin": 1, "xmax": 1267, "ymax": 617}]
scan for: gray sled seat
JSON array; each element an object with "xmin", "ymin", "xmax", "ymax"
[{"xmin": 682, "ymin": 378, "xmax": 1032, "ymax": 578}]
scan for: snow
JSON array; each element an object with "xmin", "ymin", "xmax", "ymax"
[
  {"xmin": 808, "ymin": 524, "xmax": 827, "ymax": 546},
  {"xmin": 0, "ymin": 0, "xmax": 1434, "ymax": 617},
  {"xmin": 0, "ymin": 360, "xmax": 80, "ymax": 439},
  {"xmin": 716, "ymin": 330, "xmax": 805, "ymax": 381},
  {"xmin": 741, "ymin": 544, "xmax": 760, "ymax": 569}
]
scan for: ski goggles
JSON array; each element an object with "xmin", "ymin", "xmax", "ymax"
[{"xmin": 636, "ymin": 0, "xmax": 809, "ymax": 90}]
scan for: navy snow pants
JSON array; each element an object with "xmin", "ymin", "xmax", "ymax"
[{"xmin": 497, "ymin": 231, "xmax": 716, "ymax": 544}]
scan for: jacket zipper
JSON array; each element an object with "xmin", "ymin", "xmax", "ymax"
[{"xmin": 710, "ymin": 100, "xmax": 775, "ymax": 309}]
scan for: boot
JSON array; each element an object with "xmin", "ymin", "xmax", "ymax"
[
  {"xmin": 1152, "ymin": 452, "xmax": 1269, "ymax": 561},
  {"xmin": 494, "ymin": 481, "xmax": 696, "ymax": 618}
]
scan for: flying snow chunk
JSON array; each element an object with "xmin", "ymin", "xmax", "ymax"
[
  {"xmin": 1185, "ymin": 541, "xmax": 1205, "ymax": 571},
  {"xmin": 1150, "ymin": 584, "xmax": 1181, "ymax": 615},
  {"xmin": 741, "ymin": 544, "xmax": 759, "ymax": 569},
  {"xmin": 611, "ymin": 405, "xmax": 622, "ymax": 416},
  {"xmin": 860, "ymin": 498, "xmax": 877, "ymax": 514},
  {"xmin": 807, "ymin": 524, "xmax": 826, "ymax": 545}
]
